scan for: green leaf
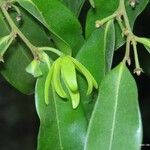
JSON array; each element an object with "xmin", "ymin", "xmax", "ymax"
[
  {"xmin": 77, "ymin": 19, "xmax": 115, "ymax": 84},
  {"xmin": 85, "ymin": 63, "xmax": 142, "ymax": 150},
  {"xmin": 76, "ymin": 20, "xmax": 115, "ymax": 120},
  {"xmin": 35, "ymin": 63, "xmax": 87, "ymax": 150},
  {"xmin": 85, "ymin": 0, "xmax": 118, "ymax": 38},
  {"xmin": 86, "ymin": 0, "xmax": 149, "ymax": 49},
  {"xmin": 31, "ymin": 0, "xmax": 84, "ymax": 56},
  {"xmin": 16, "ymin": 0, "xmax": 72, "ymax": 55},
  {"xmin": 60, "ymin": 0, "xmax": 85, "ymax": 16},
  {"xmin": 16, "ymin": 0, "xmax": 47, "ymax": 26},
  {"xmin": 104, "ymin": 20, "xmax": 115, "ymax": 73},
  {"xmin": 0, "ymin": 7, "xmax": 52, "ymax": 94},
  {"xmin": 76, "ymin": 29, "xmax": 105, "ymax": 85}
]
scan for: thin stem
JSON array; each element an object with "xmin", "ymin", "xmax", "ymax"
[
  {"xmin": 39, "ymin": 47, "xmax": 65, "ymax": 57},
  {"xmin": 118, "ymin": 0, "xmax": 143, "ymax": 73},
  {"xmin": 116, "ymin": 16, "xmax": 125, "ymax": 33},
  {"xmin": 135, "ymin": 36, "xmax": 150, "ymax": 48},
  {"xmin": 132, "ymin": 40, "xmax": 142, "ymax": 75},
  {"xmin": 123, "ymin": 37, "xmax": 131, "ymax": 65},
  {"xmin": 1, "ymin": 3, "xmax": 38, "ymax": 58},
  {"xmin": 119, "ymin": 0, "xmax": 132, "ymax": 33},
  {"xmin": 95, "ymin": 13, "xmax": 117, "ymax": 28},
  {"xmin": 12, "ymin": 4, "xmax": 21, "ymax": 16}
]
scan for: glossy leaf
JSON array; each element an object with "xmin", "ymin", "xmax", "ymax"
[
  {"xmin": 85, "ymin": 0, "xmax": 118, "ymax": 38},
  {"xmin": 32, "ymin": 0, "xmax": 84, "ymax": 55},
  {"xmin": 104, "ymin": 20, "xmax": 115, "ymax": 73},
  {"xmin": 76, "ymin": 29, "xmax": 105, "ymax": 85},
  {"xmin": 16, "ymin": 0, "xmax": 72, "ymax": 55},
  {"xmin": 76, "ymin": 20, "xmax": 115, "ymax": 119},
  {"xmin": 60, "ymin": 0, "xmax": 85, "ymax": 16},
  {"xmin": 77, "ymin": 20, "xmax": 115, "ymax": 84},
  {"xmin": 16, "ymin": 0, "xmax": 47, "ymax": 26},
  {"xmin": 85, "ymin": 63, "xmax": 142, "ymax": 150},
  {"xmin": 86, "ymin": 0, "xmax": 149, "ymax": 49},
  {"xmin": 35, "ymin": 63, "xmax": 87, "ymax": 150},
  {"xmin": 0, "ymin": 7, "xmax": 52, "ymax": 94}
]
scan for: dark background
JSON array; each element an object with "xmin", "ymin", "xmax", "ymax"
[{"xmin": 0, "ymin": 2, "xmax": 150, "ymax": 150}]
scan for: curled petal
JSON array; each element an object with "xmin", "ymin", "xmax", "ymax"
[
  {"xmin": 61, "ymin": 56, "xmax": 78, "ymax": 92},
  {"xmin": 53, "ymin": 58, "xmax": 67, "ymax": 98},
  {"xmin": 64, "ymin": 79, "xmax": 80, "ymax": 109},
  {"xmin": 69, "ymin": 56, "xmax": 98, "ymax": 95},
  {"xmin": 44, "ymin": 64, "xmax": 54, "ymax": 104}
]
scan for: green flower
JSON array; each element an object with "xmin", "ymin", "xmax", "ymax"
[{"xmin": 45, "ymin": 55, "xmax": 98, "ymax": 109}]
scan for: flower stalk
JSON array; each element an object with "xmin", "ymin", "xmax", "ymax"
[{"xmin": 95, "ymin": 0, "xmax": 144, "ymax": 75}]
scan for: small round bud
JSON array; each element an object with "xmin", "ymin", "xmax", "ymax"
[
  {"xmin": 16, "ymin": 15, "xmax": 21, "ymax": 22},
  {"xmin": 129, "ymin": 0, "xmax": 139, "ymax": 8},
  {"xmin": 95, "ymin": 20, "xmax": 102, "ymax": 28},
  {"xmin": 127, "ymin": 58, "xmax": 131, "ymax": 66},
  {"xmin": 134, "ymin": 68, "xmax": 143, "ymax": 76},
  {"xmin": 130, "ymin": 1, "xmax": 136, "ymax": 8}
]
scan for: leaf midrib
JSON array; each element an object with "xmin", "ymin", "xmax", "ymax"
[
  {"xmin": 108, "ymin": 64, "xmax": 124, "ymax": 150},
  {"xmin": 52, "ymin": 87, "xmax": 63, "ymax": 150}
]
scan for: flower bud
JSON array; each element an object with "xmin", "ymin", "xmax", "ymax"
[{"xmin": 26, "ymin": 59, "xmax": 42, "ymax": 77}]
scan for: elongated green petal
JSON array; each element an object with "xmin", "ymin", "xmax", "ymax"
[
  {"xmin": 70, "ymin": 91, "xmax": 80, "ymax": 109},
  {"xmin": 53, "ymin": 58, "xmax": 67, "ymax": 98},
  {"xmin": 64, "ymin": 80, "xmax": 80, "ymax": 109},
  {"xmin": 61, "ymin": 56, "xmax": 78, "ymax": 92},
  {"xmin": 69, "ymin": 56, "xmax": 98, "ymax": 94},
  {"xmin": 71, "ymin": 58, "xmax": 94, "ymax": 94},
  {"xmin": 44, "ymin": 64, "xmax": 54, "ymax": 104}
]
